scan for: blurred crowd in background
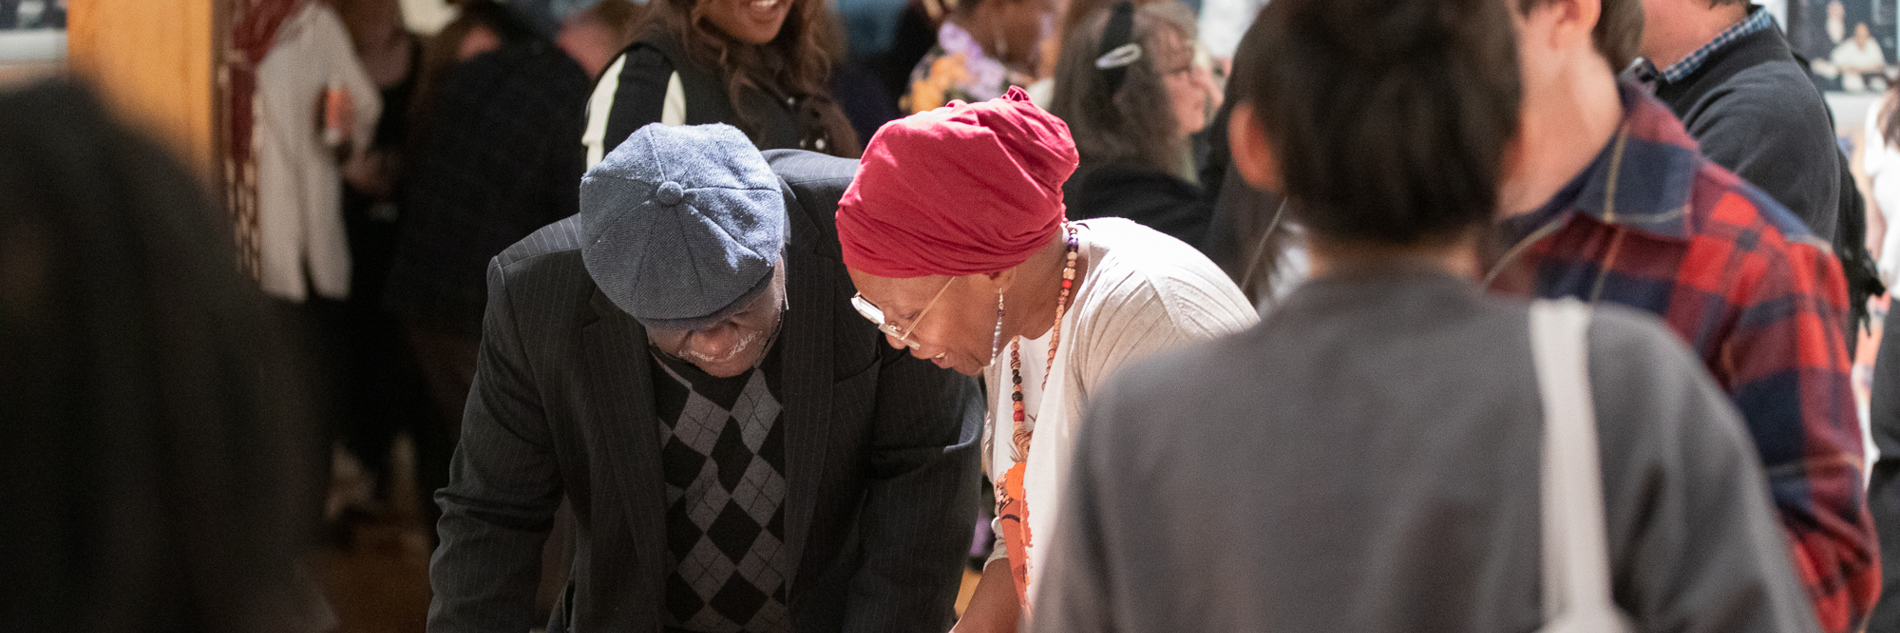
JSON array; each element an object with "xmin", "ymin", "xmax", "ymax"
[{"xmin": 24, "ymin": 0, "xmax": 1900, "ymax": 631}]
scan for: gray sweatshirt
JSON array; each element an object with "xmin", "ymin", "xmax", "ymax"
[{"xmin": 1031, "ymin": 272, "xmax": 1818, "ymax": 633}]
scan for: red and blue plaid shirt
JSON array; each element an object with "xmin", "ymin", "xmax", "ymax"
[{"xmin": 1489, "ymin": 85, "xmax": 1876, "ymax": 632}]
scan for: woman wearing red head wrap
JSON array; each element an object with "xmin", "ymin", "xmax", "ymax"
[{"xmin": 837, "ymin": 87, "xmax": 1257, "ymax": 631}]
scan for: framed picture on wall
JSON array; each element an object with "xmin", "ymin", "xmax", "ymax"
[
  {"xmin": 0, "ymin": 0, "xmax": 64, "ymax": 30},
  {"xmin": 1791, "ymin": 0, "xmax": 1898, "ymax": 93},
  {"xmin": 0, "ymin": 0, "xmax": 66, "ymax": 82}
]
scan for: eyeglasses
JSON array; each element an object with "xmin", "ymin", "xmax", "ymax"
[{"xmin": 851, "ymin": 277, "xmax": 955, "ymax": 349}]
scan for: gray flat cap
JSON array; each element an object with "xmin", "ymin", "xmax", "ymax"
[{"xmin": 580, "ymin": 123, "xmax": 787, "ymax": 326}]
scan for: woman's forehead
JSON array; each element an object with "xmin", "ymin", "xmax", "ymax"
[
  {"xmin": 852, "ymin": 271, "xmax": 952, "ymax": 304},
  {"xmin": 1147, "ymin": 24, "xmax": 1192, "ymax": 59}
]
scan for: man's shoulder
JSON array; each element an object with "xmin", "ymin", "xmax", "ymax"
[
  {"xmin": 765, "ymin": 149, "xmax": 859, "ymax": 255},
  {"xmin": 765, "ymin": 149, "xmax": 858, "ymax": 191},
  {"xmin": 1662, "ymin": 159, "xmax": 1847, "ymax": 320},
  {"xmin": 1716, "ymin": 54, "xmax": 1822, "ymax": 98},
  {"xmin": 1683, "ymin": 156, "xmax": 1834, "ymax": 254},
  {"xmin": 1665, "ymin": 29, "xmax": 1831, "ymax": 129},
  {"xmin": 495, "ymin": 214, "xmax": 588, "ymax": 272},
  {"xmin": 1695, "ymin": 60, "xmax": 1832, "ymax": 129}
]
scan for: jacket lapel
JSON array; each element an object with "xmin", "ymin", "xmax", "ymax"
[
  {"xmin": 580, "ymin": 287, "xmax": 668, "ymax": 619},
  {"xmin": 775, "ymin": 181, "xmax": 834, "ymax": 593},
  {"xmin": 568, "ymin": 179, "xmax": 837, "ymax": 607}
]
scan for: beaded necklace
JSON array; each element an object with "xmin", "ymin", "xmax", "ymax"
[
  {"xmin": 992, "ymin": 223, "xmax": 1080, "ymax": 609},
  {"xmin": 1005, "ymin": 223, "xmax": 1080, "ymax": 462}
]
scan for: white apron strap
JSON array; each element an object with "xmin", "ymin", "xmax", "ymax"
[{"xmin": 1530, "ymin": 299, "xmax": 1634, "ymax": 633}]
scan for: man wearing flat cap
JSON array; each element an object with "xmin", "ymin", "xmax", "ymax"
[{"xmin": 428, "ymin": 123, "xmax": 984, "ymax": 633}]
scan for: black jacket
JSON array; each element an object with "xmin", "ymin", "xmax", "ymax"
[
  {"xmin": 385, "ymin": 41, "xmax": 591, "ymax": 336},
  {"xmin": 427, "ymin": 150, "xmax": 984, "ymax": 633},
  {"xmin": 1063, "ymin": 161, "xmax": 1213, "ymax": 250},
  {"xmin": 597, "ymin": 29, "xmax": 833, "ymax": 156},
  {"xmin": 1652, "ymin": 24, "xmax": 1841, "ymax": 242},
  {"xmin": 1650, "ymin": 22, "xmax": 1885, "ymax": 338}
]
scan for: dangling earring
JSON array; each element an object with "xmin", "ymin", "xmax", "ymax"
[{"xmin": 988, "ymin": 289, "xmax": 1007, "ymax": 362}]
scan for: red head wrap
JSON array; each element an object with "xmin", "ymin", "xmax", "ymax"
[{"xmin": 837, "ymin": 87, "xmax": 1079, "ymax": 278}]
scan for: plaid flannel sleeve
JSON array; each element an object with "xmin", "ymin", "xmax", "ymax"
[{"xmin": 1702, "ymin": 199, "xmax": 1877, "ymax": 633}]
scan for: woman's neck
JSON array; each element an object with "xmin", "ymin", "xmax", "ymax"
[{"xmin": 1005, "ymin": 226, "xmax": 1089, "ymax": 340}]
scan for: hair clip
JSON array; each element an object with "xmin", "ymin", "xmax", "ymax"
[
  {"xmin": 1097, "ymin": 1, "xmax": 1138, "ymax": 92},
  {"xmin": 1094, "ymin": 43, "xmax": 1142, "ymax": 69}
]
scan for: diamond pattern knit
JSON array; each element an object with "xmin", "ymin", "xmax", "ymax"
[{"xmin": 650, "ymin": 347, "xmax": 790, "ymax": 633}]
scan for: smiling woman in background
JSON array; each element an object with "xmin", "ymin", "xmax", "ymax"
[{"xmin": 582, "ymin": 0, "xmax": 862, "ymax": 166}]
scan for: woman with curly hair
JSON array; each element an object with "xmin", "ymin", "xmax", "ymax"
[{"xmin": 582, "ymin": 0, "xmax": 861, "ymax": 166}]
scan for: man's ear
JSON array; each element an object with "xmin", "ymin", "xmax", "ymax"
[
  {"xmin": 1542, "ymin": 0, "xmax": 1602, "ymax": 56},
  {"xmin": 1228, "ymin": 103, "xmax": 1284, "ymax": 193}
]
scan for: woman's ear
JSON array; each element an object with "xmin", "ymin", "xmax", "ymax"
[
  {"xmin": 985, "ymin": 267, "xmax": 1019, "ymax": 294},
  {"xmin": 1228, "ymin": 102, "xmax": 1284, "ymax": 193}
]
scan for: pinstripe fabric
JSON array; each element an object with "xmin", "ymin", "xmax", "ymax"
[{"xmin": 429, "ymin": 150, "xmax": 984, "ymax": 633}]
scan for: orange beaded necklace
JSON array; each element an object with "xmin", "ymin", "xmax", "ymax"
[
  {"xmin": 1006, "ymin": 223, "xmax": 1080, "ymax": 461},
  {"xmin": 994, "ymin": 223, "xmax": 1080, "ymax": 609}
]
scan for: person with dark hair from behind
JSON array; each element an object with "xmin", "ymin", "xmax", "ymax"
[
  {"xmin": 0, "ymin": 81, "xmax": 327, "ymax": 633},
  {"xmin": 1490, "ymin": 0, "xmax": 1873, "ymax": 630},
  {"xmin": 1030, "ymin": 0, "xmax": 1820, "ymax": 629},
  {"xmin": 1052, "ymin": 0, "xmax": 1221, "ymax": 248},
  {"xmin": 582, "ymin": 0, "xmax": 862, "ymax": 167}
]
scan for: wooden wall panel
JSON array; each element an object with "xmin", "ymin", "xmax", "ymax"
[{"xmin": 66, "ymin": 0, "xmax": 219, "ymax": 182}]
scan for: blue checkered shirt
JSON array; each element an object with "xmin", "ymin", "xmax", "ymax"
[{"xmin": 1635, "ymin": 7, "xmax": 1779, "ymax": 85}]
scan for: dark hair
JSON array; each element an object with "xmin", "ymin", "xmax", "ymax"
[
  {"xmin": 0, "ymin": 80, "xmax": 323, "ymax": 633},
  {"xmin": 637, "ymin": 0, "xmax": 862, "ymax": 156},
  {"xmin": 1230, "ymin": 0, "xmax": 1521, "ymax": 245},
  {"xmin": 1517, "ymin": 0, "xmax": 1643, "ymax": 70},
  {"xmin": 1052, "ymin": 1, "xmax": 1197, "ymax": 178},
  {"xmin": 1057, "ymin": 0, "xmax": 1166, "ymax": 46}
]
